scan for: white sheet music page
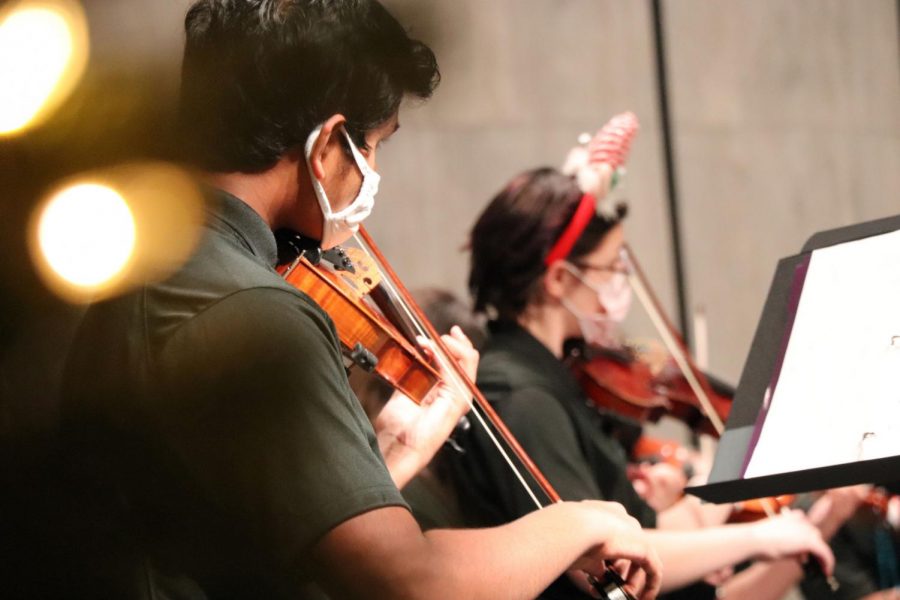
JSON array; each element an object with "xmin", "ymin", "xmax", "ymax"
[{"xmin": 744, "ymin": 229, "xmax": 900, "ymax": 479}]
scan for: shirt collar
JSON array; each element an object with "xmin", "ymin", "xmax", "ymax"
[
  {"xmin": 208, "ymin": 188, "xmax": 279, "ymax": 268},
  {"xmin": 488, "ymin": 320, "xmax": 558, "ymax": 362},
  {"xmin": 488, "ymin": 321, "xmax": 569, "ymax": 379},
  {"xmin": 486, "ymin": 320, "xmax": 582, "ymax": 394}
]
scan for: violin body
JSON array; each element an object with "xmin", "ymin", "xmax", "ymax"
[
  {"xmin": 566, "ymin": 340, "xmax": 733, "ymax": 436},
  {"xmin": 566, "ymin": 342, "xmax": 670, "ymax": 423},
  {"xmin": 278, "ymin": 248, "xmax": 440, "ymax": 404}
]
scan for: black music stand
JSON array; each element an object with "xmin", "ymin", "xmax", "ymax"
[{"xmin": 688, "ymin": 214, "xmax": 900, "ymax": 504}]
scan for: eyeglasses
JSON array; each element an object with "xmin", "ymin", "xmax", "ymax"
[
  {"xmin": 570, "ymin": 259, "xmax": 631, "ymax": 276},
  {"xmin": 570, "ymin": 248, "xmax": 632, "ymax": 276}
]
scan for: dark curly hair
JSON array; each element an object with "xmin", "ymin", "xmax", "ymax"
[
  {"xmin": 179, "ymin": 0, "xmax": 440, "ymax": 172},
  {"xmin": 468, "ymin": 168, "xmax": 626, "ymax": 322}
]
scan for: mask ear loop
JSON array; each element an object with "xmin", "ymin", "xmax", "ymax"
[
  {"xmin": 561, "ymin": 266, "xmax": 615, "ymax": 334},
  {"xmin": 561, "ymin": 261, "xmax": 610, "ymax": 301},
  {"xmin": 339, "ymin": 127, "xmax": 373, "ymax": 177},
  {"xmin": 334, "ymin": 127, "xmax": 380, "ymax": 222},
  {"xmin": 304, "ymin": 124, "xmax": 334, "ymax": 220}
]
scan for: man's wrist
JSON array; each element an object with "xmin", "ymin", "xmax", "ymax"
[{"xmin": 383, "ymin": 449, "xmax": 421, "ymax": 490}]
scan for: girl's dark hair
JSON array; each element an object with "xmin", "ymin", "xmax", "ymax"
[
  {"xmin": 179, "ymin": 0, "xmax": 440, "ymax": 172},
  {"xmin": 468, "ymin": 167, "xmax": 626, "ymax": 322}
]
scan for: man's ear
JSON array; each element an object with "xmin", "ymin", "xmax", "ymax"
[
  {"xmin": 543, "ymin": 260, "xmax": 573, "ymax": 302},
  {"xmin": 308, "ymin": 114, "xmax": 347, "ymax": 181}
]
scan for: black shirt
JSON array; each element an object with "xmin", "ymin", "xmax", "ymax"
[
  {"xmin": 451, "ymin": 321, "xmax": 656, "ymax": 527},
  {"xmin": 449, "ymin": 321, "xmax": 657, "ymax": 599},
  {"xmin": 59, "ymin": 190, "xmax": 406, "ymax": 599}
]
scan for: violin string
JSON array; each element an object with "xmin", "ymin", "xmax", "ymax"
[
  {"xmin": 351, "ymin": 232, "xmax": 546, "ymax": 511},
  {"xmin": 623, "ymin": 247, "xmax": 725, "ymax": 436}
]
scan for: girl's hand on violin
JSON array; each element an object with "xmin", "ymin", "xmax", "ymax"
[
  {"xmin": 807, "ymin": 485, "xmax": 870, "ymax": 539},
  {"xmin": 627, "ymin": 462, "xmax": 686, "ymax": 512},
  {"xmin": 749, "ymin": 509, "xmax": 835, "ymax": 576},
  {"xmin": 569, "ymin": 500, "xmax": 662, "ymax": 599}
]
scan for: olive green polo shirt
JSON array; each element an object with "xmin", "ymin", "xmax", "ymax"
[{"xmin": 61, "ymin": 189, "xmax": 406, "ymax": 599}]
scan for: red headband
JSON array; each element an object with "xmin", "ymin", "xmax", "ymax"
[{"xmin": 544, "ymin": 193, "xmax": 596, "ymax": 266}]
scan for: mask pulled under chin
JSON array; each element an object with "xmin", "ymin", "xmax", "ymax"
[{"xmin": 304, "ymin": 124, "xmax": 381, "ymax": 249}]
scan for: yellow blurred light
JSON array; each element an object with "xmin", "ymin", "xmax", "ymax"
[
  {"xmin": 0, "ymin": 0, "xmax": 89, "ymax": 136},
  {"xmin": 37, "ymin": 182, "xmax": 136, "ymax": 287},
  {"xmin": 30, "ymin": 163, "xmax": 206, "ymax": 303}
]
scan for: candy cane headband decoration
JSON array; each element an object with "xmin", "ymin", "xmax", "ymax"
[{"xmin": 544, "ymin": 112, "xmax": 639, "ymax": 266}]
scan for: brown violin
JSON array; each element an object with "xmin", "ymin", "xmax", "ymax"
[
  {"xmin": 566, "ymin": 342, "xmax": 670, "ymax": 424},
  {"xmin": 566, "ymin": 340, "xmax": 733, "ymax": 438},
  {"xmin": 276, "ymin": 236, "xmax": 439, "ymax": 404},
  {"xmin": 645, "ymin": 352, "xmax": 734, "ymax": 438}
]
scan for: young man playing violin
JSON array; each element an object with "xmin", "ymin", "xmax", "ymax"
[
  {"xmin": 57, "ymin": 2, "xmax": 662, "ymax": 599},
  {"xmin": 452, "ymin": 157, "xmax": 860, "ymax": 599}
]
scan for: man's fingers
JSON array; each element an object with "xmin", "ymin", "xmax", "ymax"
[
  {"xmin": 415, "ymin": 335, "xmax": 435, "ymax": 359},
  {"xmin": 441, "ymin": 333, "xmax": 478, "ymax": 362},
  {"xmin": 439, "ymin": 333, "xmax": 479, "ymax": 379},
  {"xmin": 418, "ymin": 333, "xmax": 477, "ymax": 370},
  {"xmin": 641, "ymin": 563, "xmax": 662, "ymax": 600},
  {"xmin": 604, "ymin": 549, "xmax": 659, "ymax": 600},
  {"xmin": 609, "ymin": 558, "xmax": 630, "ymax": 580},
  {"xmin": 624, "ymin": 562, "xmax": 647, "ymax": 599},
  {"xmin": 636, "ymin": 547, "xmax": 662, "ymax": 600},
  {"xmin": 566, "ymin": 570, "xmax": 602, "ymax": 598},
  {"xmin": 440, "ymin": 334, "xmax": 467, "ymax": 358},
  {"xmin": 449, "ymin": 325, "xmax": 474, "ymax": 348}
]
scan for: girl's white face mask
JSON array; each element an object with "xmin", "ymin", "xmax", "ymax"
[
  {"xmin": 304, "ymin": 124, "xmax": 380, "ymax": 249},
  {"xmin": 560, "ymin": 260, "xmax": 633, "ymax": 346}
]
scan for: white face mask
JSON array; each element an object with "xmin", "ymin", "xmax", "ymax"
[
  {"xmin": 561, "ymin": 296, "xmax": 617, "ymax": 347},
  {"xmin": 304, "ymin": 124, "xmax": 381, "ymax": 249},
  {"xmin": 560, "ymin": 260, "xmax": 633, "ymax": 346}
]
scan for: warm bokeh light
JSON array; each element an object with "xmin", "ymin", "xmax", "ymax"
[
  {"xmin": 0, "ymin": 0, "xmax": 89, "ymax": 136},
  {"xmin": 30, "ymin": 163, "xmax": 206, "ymax": 303},
  {"xmin": 37, "ymin": 182, "xmax": 136, "ymax": 288}
]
